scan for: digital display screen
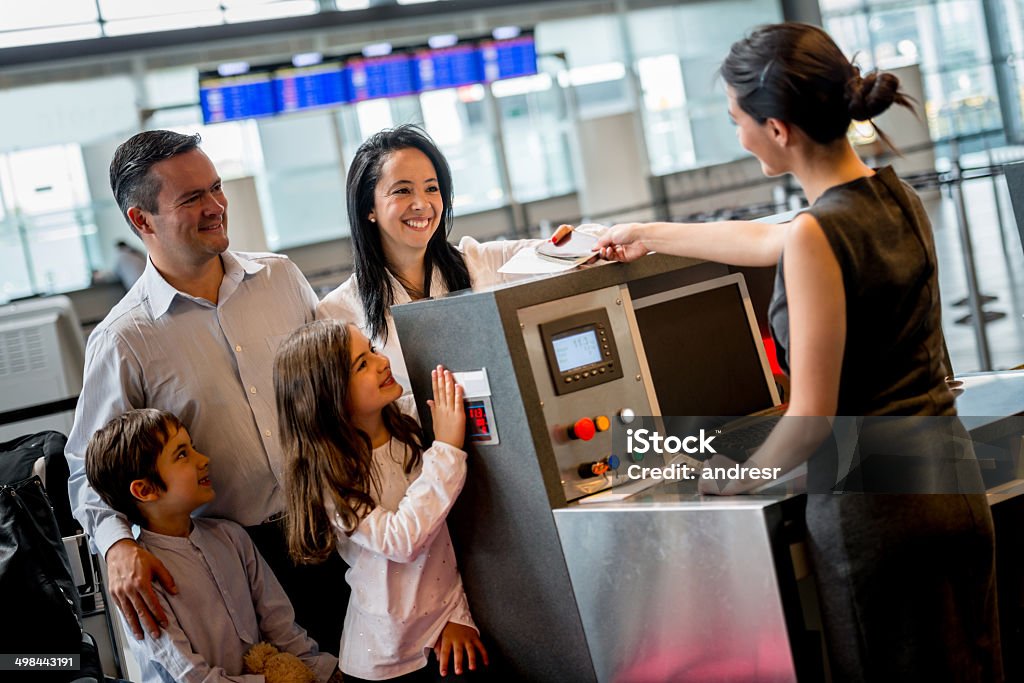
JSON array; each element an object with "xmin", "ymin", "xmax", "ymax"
[
  {"xmin": 200, "ymin": 72, "xmax": 276, "ymax": 124},
  {"xmin": 414, "ymin": 45, "xmax": 483, "ymax": 91},
  {"xmin": 480, "ymin": 36, "xmax": 538, "ymax": 82},
  {"xmin": 466, "ymin": 400, "xmax": 491, "ymax": 440},
  {"xmin": 198, "ymin": 33, "xmax": 536, "ymax": 123},
  {"xmin": 551, "ymin": 328, "xmax": 603, "ymax": 373},
  {"xmin": 349, "ymin": 54, "xmax": 417, "ymax": 101},
  {"xmin": 272, "ymin": 63, "xmax": 349, "ymax": 113}
]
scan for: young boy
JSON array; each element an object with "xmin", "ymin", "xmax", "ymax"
[{"xmin": 86, "ymin": 408, "xmax": 341, "ymax": 682}]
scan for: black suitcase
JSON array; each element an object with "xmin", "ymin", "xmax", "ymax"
[{"xmin": 0, "ymin": 431, "xmax": 79, "ymax": 537}]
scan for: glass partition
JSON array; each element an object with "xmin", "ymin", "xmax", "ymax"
[
  {"xmin": 823, "ymin": 0, "xmax": 1004, "ymax": 141},
  {"xmin": 626, "ymin": 0, "xmax": 783, "ymax": 175}
]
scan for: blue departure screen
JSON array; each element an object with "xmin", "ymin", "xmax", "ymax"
[
  {"xmin": 414, "ymin": 45, "xmax": 483, "ymax": 91},
  {"xmin": 349, "ymin": 55, "xmax": 417, "ymax": 101},
  {"xmin": 272, "ymin": 63, "xmax": 349, "ymax": 112},
  {"xmin": 481, "ymin": 36, "xmax": 537, "ymax": 82},
  {"xmin": 200, "ymin": 73, "xmax": 276, "ymax": 124},
  {"xmin": 199, "ymin": 32, "xmax": 537, "ymax": 121}
]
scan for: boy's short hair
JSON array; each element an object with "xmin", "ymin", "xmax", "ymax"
[{"xmin": 86, "ymin": 409, "xmax": 183, "ymax": 526}]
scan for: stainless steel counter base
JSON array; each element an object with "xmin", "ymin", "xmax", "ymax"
[{"xmin": 554, "ymin": 485, "xmax": 807, "ymax": 683}]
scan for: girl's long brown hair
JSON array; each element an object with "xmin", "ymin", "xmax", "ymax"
[{"xmin": 274, "ymin": 320, "xmax": 424, "ymax": 564}]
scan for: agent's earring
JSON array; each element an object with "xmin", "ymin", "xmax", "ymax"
[{"xmin": 369, "ymin": 216, "xmax": 376, "ymax": 223}]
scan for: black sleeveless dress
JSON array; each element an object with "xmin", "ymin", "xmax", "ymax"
[{"xmin": 768, "ymin": 167, "xmax": 1002, "ymax": 681}]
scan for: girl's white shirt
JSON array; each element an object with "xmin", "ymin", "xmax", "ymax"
[
  {"xmin": 325, "ymin": 395, "xmax": 475, "ymax": 680},
  {"xmin": 317, "ymin": 235, "xmax": 539, "ymax": 392}
]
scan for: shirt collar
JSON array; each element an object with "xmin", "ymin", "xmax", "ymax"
[
  {"xmin": 138, "ymin": 524, "xmax": 198, "ymax": 549},
  {"xmin": 140, "ymin": 257, "xmax": 180, "ymax": 319},
  {"xmin": 222, "ymin": 250, "xmax": 265, "ymax": 279},
  {"xmin": 142, "ymin": 251, "xmax": 265, "ymax": 319}
]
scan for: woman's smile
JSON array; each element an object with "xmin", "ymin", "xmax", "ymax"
[{"xmin": 402, "ymin": 217, "xmax": 433, "ymax": 231}]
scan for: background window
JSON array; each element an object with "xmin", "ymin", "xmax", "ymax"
[
  {"xmin": 823, "ymin": 0, "xmax": 1004, "ymax": 145},
  {"xmin": 627, "ymin": 0, "xmax": 784, "ymax": 174},
  {"xmin": 494, "ymin": 74, "xmax": 576, "ymax": 202},
  {"xmin": 0, "ymin": 145, "xmax": 95, "ymax": 298}
]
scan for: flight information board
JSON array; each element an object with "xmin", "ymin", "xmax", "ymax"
[
  {"xmin": 481, "ymin": 35, "xmax": 538, "ymax": 82},
  {"xmin": 200, "ymin": 72, "xmax": 276, "ymax": 124},
  {"xmin": 414, "ymin": 44, "xmax": 484, "ymax": 91},
  {"xmin": 272, "ymin": 62, "xmax": 350, "ymax": 113},
  {"xmin": 198, "ymin": 31, "xmax": 537, "ymax": 122},
  {"xmin": 348, "ymin": 54, "xmax": 417, "ymax": 101}
]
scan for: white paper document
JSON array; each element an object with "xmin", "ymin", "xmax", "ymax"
[{"xmin": 497, "ymin": 247, "xmax": 582, "ymax": 275}]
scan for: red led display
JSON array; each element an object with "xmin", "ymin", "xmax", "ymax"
[{"xmin": 467, "ymin": 401, "xmax": 491, "ymax": 439}]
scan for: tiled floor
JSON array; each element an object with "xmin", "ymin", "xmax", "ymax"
[{"xmin": 930, "ymin": 167, "xmax": 1024, "ymax": 373}]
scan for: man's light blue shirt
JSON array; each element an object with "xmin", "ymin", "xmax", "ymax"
[{"xmin": 66, "ymin": 251, "xmax": 318, "ymax": 557}]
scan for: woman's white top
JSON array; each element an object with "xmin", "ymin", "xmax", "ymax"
[
  {"xmin": 317, "ymin": 236, "xmax": 538, "ymax": 391},
  {"xmin": 327, "ymin": 398, "xmax": 474, "ymax": 680}
]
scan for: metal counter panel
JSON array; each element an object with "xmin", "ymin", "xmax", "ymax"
[
  {"xmin": 395, "ymin": 289, "xmax": 598, "ymax": 682},
  {"xmin": 554, "ymin": 496, "xmax": 799, "ymax": 683}
]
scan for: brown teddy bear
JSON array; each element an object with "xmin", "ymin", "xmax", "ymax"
[{"xmin": 243, "ymin": 642, "xmax": 344, "ymax": 683}]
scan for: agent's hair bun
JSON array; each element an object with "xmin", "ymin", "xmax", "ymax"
[{"xmin": 847, "ymin": 71, "xmax": 901, "ymax": 121}]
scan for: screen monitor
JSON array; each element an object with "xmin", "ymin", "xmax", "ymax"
[
  {"xmin": 480, "ymin": 34, "xmax": 537, "ymax": 82},
  {"xmin": 348, "ymin": 54, "xmax": 417, "ymax": 101},
  {"xmin": 272, "ymin": 62, "xmax": 350, "ymax": 113},
  {"xmin": 200, "ymin": 71, "xmax": 276, "ymax": 124},
  {"xmin": 551, "ymin": 328, "xmax": 603, "ymax": 373},
  {"xmin": 631, "ymin": 273, "xmax": 780, "ymax": 417},
  {"xmin": 414, "ymin": 44, "xmax": 484, "ymax": 91},
  {"xmin": 0, "ymin": 295, "xmax": 85, "ymax": 440}
]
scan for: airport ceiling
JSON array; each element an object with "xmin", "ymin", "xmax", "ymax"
[{"xmin": 0, "ymin": 0, "xmax": 680, "ymax": 88}]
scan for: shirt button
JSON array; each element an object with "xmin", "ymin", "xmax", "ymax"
[
  {"xmin": 235, "ymin": 345, "xmax": 242, "ymax": 352},
  {"xmin": 264, "ymin": 429, "xmax": 272, "ymax": 437},
  {"xmin": 250, "ymin": 386, "xmax": 257, "ymax": 394}
]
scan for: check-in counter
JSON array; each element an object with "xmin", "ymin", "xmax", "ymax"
[
  {"xmin": 393, "ymin": 255, "xmax": 808, "ymax": 681},
  {"xmin": 955, "ymin": 370, "xmax": 1024, "ymax": 682},
  {"xmin": 394, "ymin": 254, "xmax": 1024, "ymax": 682}
]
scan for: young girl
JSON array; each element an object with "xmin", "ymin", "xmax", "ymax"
[{"xmin": 274, "ymin": 319, "xmax": 489, "ymax": 682}]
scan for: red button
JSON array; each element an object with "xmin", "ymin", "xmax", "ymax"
[{"xmin": 570, "ymin": 417, "xmax": 596, "ymax": 441}]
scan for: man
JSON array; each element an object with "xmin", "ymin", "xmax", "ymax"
[{"xmin": 65, "ymin": 130, "xmax": 346, "ymax": 655}]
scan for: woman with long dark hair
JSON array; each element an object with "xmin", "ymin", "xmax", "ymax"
[
  {"xmin": 597, "ymin": 22, "xmax": 1001, "ymax": 681},
  {"xmin": 318, "ymin": 125, "xmax": 539, "ymax": 389}
]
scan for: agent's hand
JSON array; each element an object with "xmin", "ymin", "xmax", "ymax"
[
  {"xmin": 594, "ymin": 223, "xmax": 650, "ymax": 263},
  {"xmin": 427, "ymin": 365, "xmax": 466, "ymax": 450},
  {"xmin": 434, "ymin": 622, "xmax": 489, "ymax": 677},
  {"xmin": 698, "ymin": 453, "xmax": 759, "ymax": 496},
  {"xmin": 698, "ymin": 469, "xmax": 727, "ymax": 496},
  {"xmin": 106, "ymin": 538, "xmax": 177, "ymax": 639}
]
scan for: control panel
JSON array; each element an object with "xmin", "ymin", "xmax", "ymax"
[
  {"xmin": 539, "ymin": 308, "xmax": 624, "ymax": 395},
  {"xmin": 518, "ymin": 285, "xmax": 666, "ymax": 502}
]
